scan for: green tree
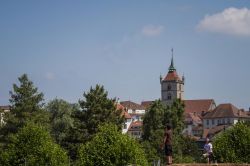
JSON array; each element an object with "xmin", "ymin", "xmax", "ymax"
[
  {"xmin": 213, "ymin": 122, "xmax": 250, "ymax": 163},
  {"xmin": 142, "ymin": 100, "xmax": 166, "ymax": 141},
  {"xmin": 141, "ymin": 100, "xmax": 166, "ymax": 162},
  {"xmin": 172, "ymin": 134, "xmax": 199, "ymax": 163},
  {"xmin": 78, "ymin": 84, "xmax": 124, "ymax": 139},
  {"xmin": 0, "ymin": 123, "xmax": 68, "ymax": 166},
  {"xmin": 0, "ymin": 74, "xmax": 49, "ymax": 145},
  {"xmin": 141, "ymin": 99, "xmax": 198, "ymax": 163},
  {"xmin": 46, "ymin": 98, "xmax": 75, "ymax": 144},
  {"xmin": 78, "ymin": 123, "xmax": 148, "ymax": 166},
  {"xmin": 61, "ymin": 85, "xmax": 124, "ymax": 160},
  {"xmin": 169, "ymin": 99, "xmax": 185, "ymax": 134}
]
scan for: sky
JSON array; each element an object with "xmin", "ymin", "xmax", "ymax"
[{"xmin": 1, "ymin": 0, "xmax": 250, "ymax": 110}]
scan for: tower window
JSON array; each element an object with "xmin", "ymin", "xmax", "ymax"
[
  {"xmin": 167, "ymin": 94, "xmax": 171, "ymax": 100},
  {"xmin": 167, "ymin": 85, "xmax": 171, "ymax": 90}
]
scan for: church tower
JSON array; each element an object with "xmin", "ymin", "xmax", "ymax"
[{"xmin": 160, "ymin": 49, "xmax": 184, "ymax": 106}]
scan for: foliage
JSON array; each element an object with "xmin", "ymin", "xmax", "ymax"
[
  {"xmin": 61, "ymin": 85, "xmax": 125, "ymax": 160},
  {"xmin": 46, "ymin": 98, "xmax": 75, "ymax": 144},
  {"xmin": 79, "ymin": 85, "xmax": 124, "ymax": 136},
  {"xmin": 169, "ymin": 99, "xmax": 185, "ymax": 134},
  {"xmin": 141, "ymin": 99, "xmax": 199, "ymax": 163},
  {"xmin": 172, "ymin": 134, "xmax": 200, "ymax": 163},
  {"xmin": 0, "ymin": 123, "xmax": 68, "ymax": 166},
  {"xmin": 142, "ymin": 100, "xmax": 166, "ymax": 140},
  {"xmin": 0, "ymin": 74, "xmax": 49, "ymax": 145},
  {"xmin": 78, "ymin": 123, "xmax": 148, "ymax": 166},
  {"xmin": 141, "ymin": 100, "xmax": 166, "ymax": 162},
  {"xmin": 213, "ymin": 122, "xmax": 250, "ymax": 163}
]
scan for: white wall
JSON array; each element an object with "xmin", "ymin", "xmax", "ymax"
[
  {"xmin": 122, "ymin": 118, "xmax": 132, "ymax": 134},
  {"xmin": 203, "ymin": 118, "xmax": 235, "ymax": 129}
]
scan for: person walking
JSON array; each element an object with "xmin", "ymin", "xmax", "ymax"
[{"xmin": 162, "ymin": 124, "xmax": 173, "ymax": 165}]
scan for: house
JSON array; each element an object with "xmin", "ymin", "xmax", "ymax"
[
  {"xmin": 127, "ymin": 121, "xmax": 143, "ymax": 139},
  {"xmin": 0, "ymin": 105, "xmax": 11, "ymax": 126},
  {"xmin": 120, "ymin": 101, "xmax": 146, "ymax": 122},
  {"xmin": 202, "ymin": 125, "xmax": 231, "ymax": 139},
  {"xmin": 202, "ymin": 103, "xmax": 250, "ymax": 129},
  {"xmin": 122, "ymin": 111, "xmax": 132, "ymax": 134},
  {"xmin": 115, "ymin": 102, "xmax": 133, "ymax": 134},
  {"xmin": 183, "ymin": 112, "xmax": 202, "ymax": 137}
]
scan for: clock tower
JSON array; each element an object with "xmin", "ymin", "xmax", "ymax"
[{"xmin": 160, "ymin": 49, "xmax": 184, "ymax": 106}]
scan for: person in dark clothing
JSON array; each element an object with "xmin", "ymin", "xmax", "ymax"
[{"xmin": 161, "ymin": 124, "xmax": 173, "ymax": 165}]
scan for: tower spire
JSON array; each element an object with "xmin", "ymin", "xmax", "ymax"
[{"xmin": 168, "ymin": 48, "xmax": 176, "ymax": 72}]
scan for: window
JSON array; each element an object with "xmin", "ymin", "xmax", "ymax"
[
  {"xmin": 212, "ymin": 119, "xmax": 214, "ymax": 125},
  {"xmin": 167, "ymin": 85, "xmax": 171, "ymax": 90},
  {"xmin": 206, "ymin": 120, "xmax": 209, "ymax": 126},
  {"xmin": 123, "ymin": 124, "xmax": 127, "ymax": 129},
  {"xmin": 222, "ymin": 119, "xmax": 225, "ymax": 124},
  {"xmin": 167, "ymin": 94, "xmax": 171, "ymax": 100},
  {"xmin": 218, "ymin": 119, "xmax": 221, "ymax": 124},
  {"xmin": 179, "ymin": 84, "xmax": 181, "ymax": 91},
  {"xmin": 227, "ymin": 118, "xmax": 230, "ymax": 124}
]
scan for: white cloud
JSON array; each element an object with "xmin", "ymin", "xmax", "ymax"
[
  {"xmin": 141, "ymin": 25, "xmax": 164, "ymax": 37},
  {"xmin": 45, "ymin": 72, "xmax": 55, "ymax": 80},
  {"xmin": 197, "ymin": 7, "xmax": 250, "ymax": 36}
]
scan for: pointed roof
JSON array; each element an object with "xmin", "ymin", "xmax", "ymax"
[
  {"xmin": 163, "ymin": 71, "xmax": 181, "ymax": 81},
  {"xmin": 168, "ymin": 48, "xmax": 176, "ymax": 72},
  {"xmin": 163, "ymin": 49, "xmax": 181, "ymax": 81}
]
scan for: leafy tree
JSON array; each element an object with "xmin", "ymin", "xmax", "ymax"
[
  {"xmin": 169, "ymin": 99, "xmax": 185, "ymax": 134},
  {"xmin": 0, "ymin": 122, "xmax": 68, "ymax": 166},
  {"xmin": 141, "ymin": 100, "xmax": 166, "ymax": 162},
  {"xmin": 78, "ymin": 123, "xmax": 148, "ymax": 166},
  {"xmin": 0, "ymin": 74, "xmax": 49, "ymax": 145},
  {"xmin": 172, "ymin": 134, "xmax": 200, "ymax": 163},
  {"xmin": 141, "ymin": 99, "xmax": 198, "ymax": 163},
  {"xmin": 142, "ymin": 100, "xmax": 166, "ymax": 141},
  {"xmin": 46, "ymin": 98, "xmax": 75, "ymax": 144},
  {"xmin": 213, "ymin": 122, "xmax": 250, "ymax": 163}
]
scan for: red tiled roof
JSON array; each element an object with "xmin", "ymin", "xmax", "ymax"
[
  {"xmin": 184, "ymin": 112, "xmax": 202, "ymax": 124},
  {"xmin": 163, "ymin": 71, "xmax": 180, "ymax": 81},
  {"xmin": 203, "ymin": 103, "xmax": 250, "ymax": 119},
  {"xmin": 128, "ymin": 121, "xmax": 143, "ymax": 131},
  {"xmin": 141, "ymin": 101, "xmax": 153, "ymax": 110},
  {"xmin": 184, "ymin": 99, "xmax": 215, "ymax": 114},
  {"xmin": 116, "ymin": 103, "xmax": 125, "ymax": 111},
  {"xmin": 203, "ymin": 125, "xmax": 230, "ymax": 138},
  {"xmin": 120, "ymin": 101, "xmax": 145, "ymax": 110},
  {"xmin": 123, "ymin": 111, "xmax": 132, "ymax": 119}
]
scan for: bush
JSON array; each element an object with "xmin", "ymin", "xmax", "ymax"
[
  {"xmin": 0, "ymin": 123, "xmax": 68, "ymax": 166},
  {"xmin": 78, "ymin": 123, "xmax": 148, "ymax": 166},
  {"xmin": 213, "ymin": 122, "xmax": 250, "ymax": 163}
]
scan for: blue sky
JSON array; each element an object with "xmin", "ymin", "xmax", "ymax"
[{"xmin": 1, "ymin": 1, "xmax": 250, "ymax": 110}]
